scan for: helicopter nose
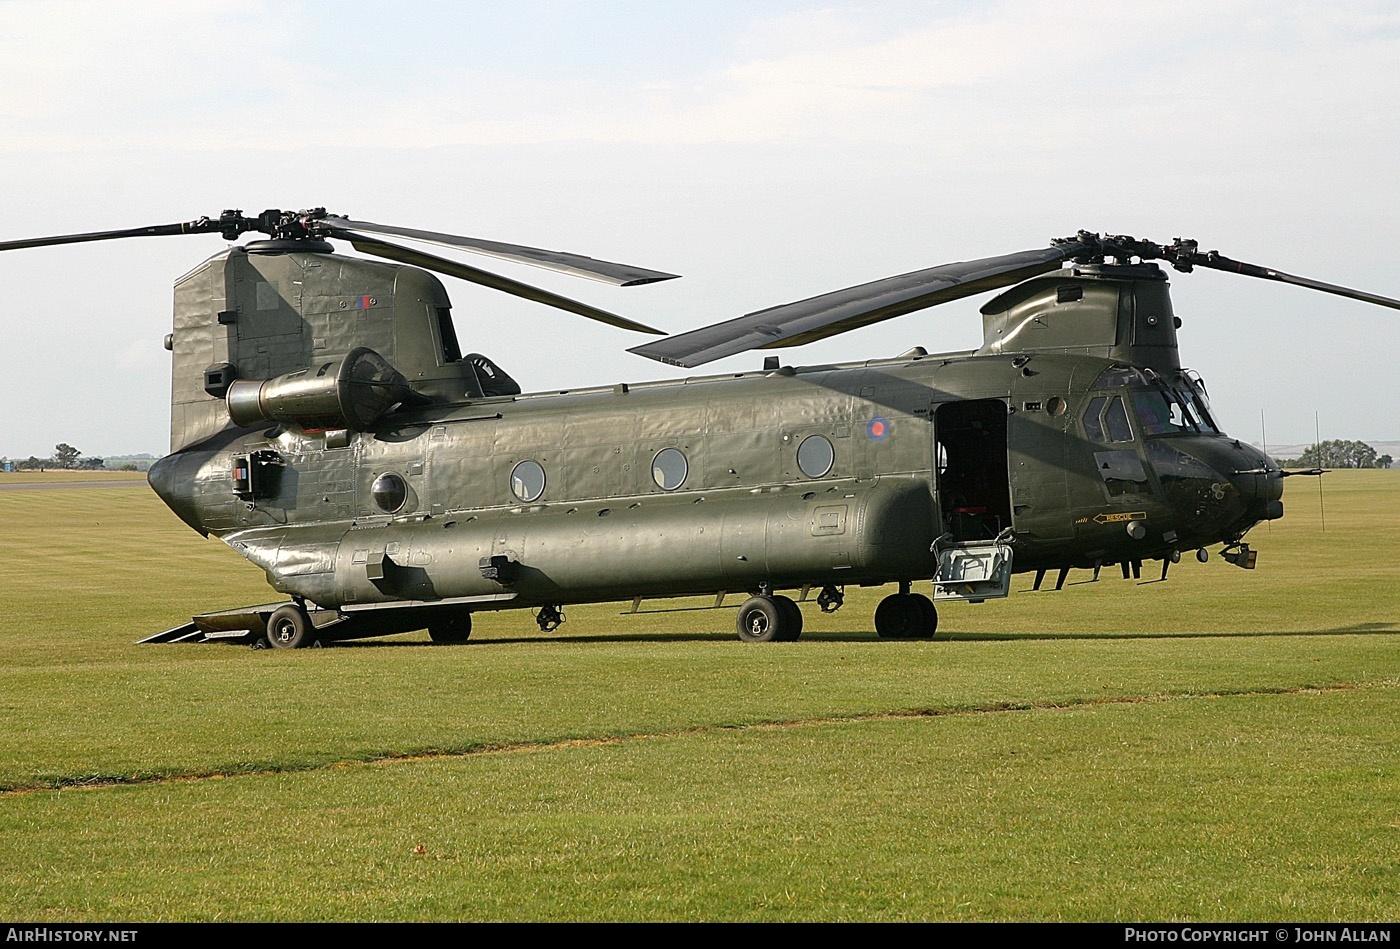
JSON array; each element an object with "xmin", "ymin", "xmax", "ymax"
[
  {"xmin": 1229, "ymin": 444, "xmax": 1285, "ymax": 522},
  {"xmin": 1147, "ymin": 437, "xmax": 1283, "ymax": 541},
  {"xmin": 1230, "ymin": 471, "xmax": 1284, "ymax": 521}
]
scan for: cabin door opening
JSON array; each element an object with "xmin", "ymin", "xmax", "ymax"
[{"xmin": 934, "ymin": 399, "xmax": 1012, "ymax": 542}]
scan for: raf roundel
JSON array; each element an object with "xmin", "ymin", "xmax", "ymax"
[{"xmin": 867, "ymin": 417, "xmax": 890, "ymax": 441}]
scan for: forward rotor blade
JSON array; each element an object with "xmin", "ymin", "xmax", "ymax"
[
  {"xmin": 0, "ymin": 218, "xmax": 218, "ymax": 252},
  {"xmin": 345, "ymin": 234, "xmax": 665, "ymax": 335},
  {"xmin": 1096, "ymin": 234, "xmax": 1400, "ymax": 311},
  {"xmin": 322, "ymin": 216, "xmax": 679, "ymax": 287},
  {"xmin": 630, "ymin": 242, "xmax": 1088, "ymax": 368},
  {"xmin": 1190, "ymin": 252, "xmax": 1400, "ymax": 311}
]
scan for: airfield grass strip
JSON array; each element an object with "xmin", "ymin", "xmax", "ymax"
[{"xmin": 3, "ymin": 678, "xmax": 1383, "ymax": 798}]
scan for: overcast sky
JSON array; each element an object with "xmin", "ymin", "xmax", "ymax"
[{"xmin": 1, "ymin": 0, "xmax": 1396, "ymax": 458}]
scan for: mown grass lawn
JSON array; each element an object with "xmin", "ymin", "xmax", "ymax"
[{"xmin": 0, "ymin": 471, "xmax": 1394, "ymax": 920}]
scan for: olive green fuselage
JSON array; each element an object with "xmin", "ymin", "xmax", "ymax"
[{"xmin": 149, "ymin": 349, "xmax": 1277, "ymax": 618}]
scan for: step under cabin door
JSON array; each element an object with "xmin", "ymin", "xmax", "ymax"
[{"xmin": 932, "ymin": 537, "xmax": 1015, "ymax": 604}]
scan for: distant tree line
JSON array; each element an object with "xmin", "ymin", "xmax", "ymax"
[
  {"xmin": 1280, "ymin": 439, "xmax": 1392, "ymax": 469},
  {"xmin": 1, "ymin": 443, "xmax": 106, "ymax": 471}
]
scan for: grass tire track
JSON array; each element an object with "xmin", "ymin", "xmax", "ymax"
[{"xmin": 4, "ymin": 679, "xmax": 1385, "ymax": 798}]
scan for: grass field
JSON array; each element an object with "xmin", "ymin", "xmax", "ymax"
[
  {"xmin": 0, "ymin": 469, "xmax": 147, "ymax": 484},
  {"xmin": 0, "ymin": 470, "xmax": 1394, "ymax": 921}
]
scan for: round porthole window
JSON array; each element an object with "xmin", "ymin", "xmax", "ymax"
[
  {"xmin": 371, "ymin": 472, "xmax": 407, "ymax": 513},
  {"xmin": 510, "ymin": 460, "xmax": 546, "ymax": 502},
  {"xmin": 797, "ymin": 435, "xmax": 834, "ymax": 478},
  {"xmin": 651, "ymin": 448, "xmax": 688, "ymax": 490}
]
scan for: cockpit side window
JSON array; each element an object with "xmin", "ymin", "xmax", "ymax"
[
  {"xmin": 1082, "ymin": 395, "xmax": 1134, "ymax": 444},
  {"xmin": 1083, "ymin": 396, "xmax": 1106, "ymax": 442},
  {"xmin": 1103, "ymin": 396, "xmax": 1133, "ymax": 442}
]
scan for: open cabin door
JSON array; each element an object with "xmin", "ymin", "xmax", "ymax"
[{"xmin": 932, "ymin": 398, "xmax": 1015, "ymax": 602}]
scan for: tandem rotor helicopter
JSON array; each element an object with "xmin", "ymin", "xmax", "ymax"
[{"xmin": 5, "ymin": 208, "xmax": 1398, "ymax": 647}]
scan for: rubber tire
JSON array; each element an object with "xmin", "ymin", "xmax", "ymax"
[
  {"xmin": 266, "ymin": 604, "xmax": 315, "ymax": 649},
  {"xmin": 428, "ymin": 613, "xmax": 473, "ymax": 644},
  {"xmin": 874, "ymin": 593, "xmax": 926, "ymax": 639},
  {"xmin": 909, "ymin": 593, "xmax": 938, "ymax": 639},
  {"xmin": 736, "ymin": 595, "xmax": 787, "ymax": 643},
  {"xmin": 772, "ymin": 595, "xmax": 804, "ymax": 641}
]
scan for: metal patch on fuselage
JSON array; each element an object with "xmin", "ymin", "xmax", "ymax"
[
  {"xmin": 810, "ymin": 504, "xmax": 848, "ymax": 536},
  {"xmin": 276, "ymin": 541, "xmax": 339, "ymax": 576}
]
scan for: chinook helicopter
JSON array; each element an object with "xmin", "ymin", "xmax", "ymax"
[{"xmin": 5, "ymin": 210, "xmax": 1397, "ymax": 647}]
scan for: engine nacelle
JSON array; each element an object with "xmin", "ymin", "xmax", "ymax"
[{"xmin": 225, "ymin": 347, "xmax": 415, "ymax": 432}]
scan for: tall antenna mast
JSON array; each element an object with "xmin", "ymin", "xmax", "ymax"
[
  {"xmin": 1315, "ymin": 411, "xmax": 1327, "ymax": 532},
  {"xmin": 1261, "ymin": 410, "xmax": 1272, "ymax": 533}
]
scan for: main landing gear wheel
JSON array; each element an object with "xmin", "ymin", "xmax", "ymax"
[
  {"xmin": 874, "ymin": 593, "xmax": 937, "ymax": 639},
  {"xmin": 428, "ymin": 613, "xmax": 472, "ymax": 644},
  {"xmin": 266, "ymin": 603, "xmax": 315, "ymax": 649},
  {"xmin": 736, "ymin": 594, "xmax": 803, "ymax": 642},
  {"xmin": 772, "ymin": 595, "xmax": 803, "ymax": 641}
]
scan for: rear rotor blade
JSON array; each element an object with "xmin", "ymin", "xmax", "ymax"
[
  {"xmin": 345, "ymin": 233, "xmax": 665, "ymax": 335},
  {"xmin": 0, "ymin": 218, "xmax": 220, "ymax": 252},
  {"xmin": 322, "ymin": 216, "xmax": 679, "ymax": 287},
  {"xmin": 630, "ymin": 242, "xmax": 1088, "ymax": 368}
]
